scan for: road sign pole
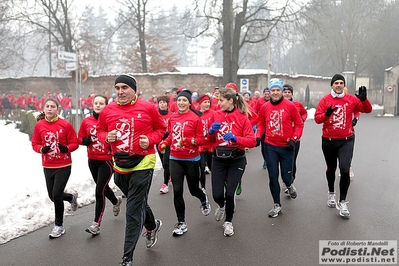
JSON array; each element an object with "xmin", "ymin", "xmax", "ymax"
[{"xmin": 75, "ymin": 67, "xmax": 79, "ymax": 133}]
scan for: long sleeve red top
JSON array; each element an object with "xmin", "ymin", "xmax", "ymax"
[
  {"xmin": 164, "ymin": 110, "xmax": 205, "ymax": 159},
  {"xmin": 209, "ymin": 108, "xmax": 257, "ymax": 150},
  {"xmin": 314, "ymin": 93, "xmax": 372, "ymax": 139},
  {"xmin": 256, "ymin": 99, "xmax": 304, "ymax": 147},
  {"xmin": 32, "ymin": 116, "xmax": 79, "ymax": 168},
  {"xmin": 78, "ymin": 115, "xmax": 112, "ymax": 161}
]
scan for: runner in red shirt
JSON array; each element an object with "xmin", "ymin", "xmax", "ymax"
[
  {"xmin": 256, "ymin": 78, "xmax": 304, "ymax": 218},
  {"xmin": 78, "ymin": 95, "xmax": 122, "ymax": 235},
  {"xmin": 208, "ymin": 87, "xmax": 256, "ymax": 236},
  {"xmin": 31, "ymin": 98, "xmax": 79, "ymax": 238},
  {"xmin": 315, "ymin": 74, "xmax": 372, "ymax": 219},
  {"xmin": 158, "ymin": 89, "xmax": 209, "ymax": 237}
]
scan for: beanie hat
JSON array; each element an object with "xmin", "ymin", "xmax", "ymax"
[
  {"xmin": 177, "ymin": 89, "xmax": 192, "ymax": 105},
  {"xmin": 263, "ymin": 87, "xmax": 269, "ymax": 93},
  {"xmin": 254, "ymin": 90, "xmax": 260, "ymax": 95},
  {"xmin": 225, "ymin": 82, "xmax": 238, "ymax": 92},
  {"xmin": 269, "ymin": 78, "xmax": 283, "ymax": 90},
  {"xmin": 331, "ymin": 74, "xmax": 345, "ymax": 86},
  {"xmin": 115, "ymin": 74, "xmax": 137, "ymax": 92},
  {"xmin": 283, "ymin": 84, "xmax": 293, "ymax": 93}
]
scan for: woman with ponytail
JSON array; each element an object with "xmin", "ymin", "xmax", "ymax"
[{"xmin": 208, "ymin": 85, "xmax": 257, "ymax": 237}]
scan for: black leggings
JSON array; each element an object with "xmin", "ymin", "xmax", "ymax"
[
  {"xmin": 293, "ymin": 141, "xmax": 301, "ymax": 179},
  {"xmin": 211, "ymin": 156, "xmax": 246, "ymax": 222},
  {"xmin": 43, "ymin": 166, "xmax": 73, "ymax": 226},
  {"xmin": 88, "ymin": 159, "xmax": 118, "ymax": 225},
  {"xmin": 169, "ymin": 159, "xmax": 206, "ymax": 222},
  {"xmin": 322, "ymin": 137, "xmax": 354, "ymax": 201},
  {"xmin": 156, "ymin": 146, "xmax": 170, "ymax": 185},
  {"xmin": 199, "ymin": 151, "xmax": 213, "ymax": 189}
]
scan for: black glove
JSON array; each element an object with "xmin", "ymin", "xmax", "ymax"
[
  {"xmin": 286, "ymin": 140, "xmax": 295, "ymax": 150},
  {"xmin": 41, "ymin": 145, "xmax": 51, "ymax": 154},
  {"xmin": 355, "ymin": 86, "xmax": 367, "ymax": 102},
  {"xmin": 352, "ymin": 118, "xmax": 358, "ymax": 127},
  {"xmin": 58, "ymin": 143, "xmax": 69, "ymax": 153},
  {"xmin": 325, "ymin": 105, "xmax": 338, "ymax": 117},
  {"xmin": 162, "ymin": 131, "xmax": 170, "ymax": 140},
  {"xmin": 82, "ymin": 137, "xmax": 92, "ymax": 146},
  {"xmin": 256, "ymin": 138, "xmax": 261, "ymax": 147}
]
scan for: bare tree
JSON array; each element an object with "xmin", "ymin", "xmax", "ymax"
[
  {"xmin": 183, "ymin": 0, "xmax": 306, "ymax": 85},
  {"xmin": 116, "ymin": 0, "xmax": 180, "ymax": 73},
  {"xmin": 295, "ymin": 0, "xmax": 393, "ymax": 84}
]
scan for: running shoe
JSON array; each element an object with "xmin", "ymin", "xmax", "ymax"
[
  {"xmin": 85, "ymin": 221, "xmax": 100, "ymax": 235},
  {"xmin": 350, "ymin": 168, "xmax": 355, "ymax": 178},
  {"xmin": 70, "ymin": 192, "xmax": 78, "ymax": 211},
  {"xmin": 336, "ymin": 200, "xmax": 350, "ymax": 218},
  {"xmin": 287, "ymin": 184, "xmax": 297, "ymax": 199},
  {"xmin": 268, "ymin": 204, "xmax": 282, "ymax": 218},
  {"xmin": 143, "ymin": 219, "xmax": 162, "ymax": 248},
  {"xmin": 49, "ymin": 225, "xmax": 65, "ymax": 239},
  {"xmin": 172, "ymin": 222, "xmax": 188, "ymax": 236},
  {"xmin": 204, "ymin": 166, "xmax": 211, "ymax": 174},
  {"xmin": 223, "ymin": 222, "xmax": 234, "ymax": 237},
  {"xmin": 120, "ymin": 257, "xmax": 132, "ymax": 266},
  {"xmin": 327, "ymin": 191, "xmax": 336, "ymax": 208},
  {"xmin": 159, "ymin": 184, "xmax": 169, "ymax": 194},
  {"xmin": 113, "ymin": 196, "xmax": 123, "ymax": 216},
  {"xmin": 215, "ymin": 206, "xmax": 225, "ymax": 221},
  {"xmin": 236, "ymin": 183, "xmax": 242, "ymax": 195}
]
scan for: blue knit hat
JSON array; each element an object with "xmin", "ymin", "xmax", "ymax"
[{"xmin": 269, "ymin": 78, "xmax": 284, "ymax": 90}]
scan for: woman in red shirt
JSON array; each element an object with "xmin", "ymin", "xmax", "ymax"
[
  {"xmin": 78, "ymin": 95, "xmax": 122, "ymax": 235},
  {"xmin": 208, "ymin": 87, "xmax": 257, "ymax": 237},
  {"xmin": 158, "ymin": 90, "xmax": 210, "ymax": 237},
  {"xmin": 31, "ymin": 98, "xmax": 79, "ymax": 239}
]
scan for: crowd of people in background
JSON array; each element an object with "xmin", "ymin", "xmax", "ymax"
[{"xmin": 25, "ymin": 73, "xmax": 372, "ymax": 266}]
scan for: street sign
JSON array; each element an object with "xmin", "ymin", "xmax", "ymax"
[
  {"xmin": 58, "ymin": 51, "xmax": 77, "ymax": 62},
  {"xmin": 240, "ymin": 78, "xmax": 249, "ymax": 92},
  {"xmin": 66, "ymin": 62, "xmax": 78, "ymax": 71}
]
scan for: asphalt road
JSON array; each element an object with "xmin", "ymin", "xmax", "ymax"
[{"xmin": 1, "ymin": 110, "xmax": 398, "ymax": 266}]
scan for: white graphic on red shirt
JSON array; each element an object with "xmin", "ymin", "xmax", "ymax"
[
  {"xmin": 115, "ymin": 118, "xmax": 134, "ymax": 153},
  {"xmin": 44, "ymin": 130, "xmax": 69, "ymax": 160},
  {"xmin": 217, "ymin": 121, "xmax": 234, "ymax": 146},
  {"xmin": 172, "ymin": 121, "xmax": 195, "ymax": 153},
  {"xmin": 268, "ymin": 109, "xmax": 284, "ymax": 136},
  {"xmin": 331, "ymin": 104, "xmax": 347, "ymax": 130},
  {"xmin": 89, "ymin": 125, "xmax": 107, "ymax": 153}
]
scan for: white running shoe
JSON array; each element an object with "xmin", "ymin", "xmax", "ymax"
[
  {"xmin": 336, "ymin": 200, "xmax": 350, "ymax": 218},
  {"xmin": 215, "ymin": 206, "xmax": 225, "ymax": 221},
  {"xmin": 70, "ymin": 192, "xmax": 78, "ymax": 211},
  {"xmin": 172, "ymin": 222, "xmax": 188, "ymax": 236},
  {"xmin": 113, "ymin": 196, "xmax": 123, "ymax": 216},
  {"xmin": 159, "ymin": 184, "xmax": 169, "ymax": 194},
  {"xmin": 223, "ymin": 222, "xmax": 234, "ymax": 237},
  {"xmin": 327, "ymin": 192, "xmax": 336, "ymax": 208},
  {"xmin": 350, "ymin": 168, "xmax": 354, "ymax": 178},
  {"xmin": 85, "ymin": 221, "xmax": 100, "ymax": 235},
  {"xmin": 49, "ymin": 225, "xmax": 65, "ymax": 239},
  {"xmin": 200, "ymin": 193, "xmax": 211, "ymax": 216},
  {"xmin": 268, "ymin": 204, "xmax": 282, "ymax": 218},
  {"xmin": 204, "ymin": 166, "xmax": 211, "ymax": 174}
]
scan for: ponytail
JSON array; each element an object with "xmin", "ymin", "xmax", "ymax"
[{"xmin": 219, "ymin": 88, "xmax": 251, "ymax": 116}]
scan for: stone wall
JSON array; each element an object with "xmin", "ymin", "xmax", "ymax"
[{"xmin": 0, "ymin": 72, "xmax": 382, "ymax": 109}]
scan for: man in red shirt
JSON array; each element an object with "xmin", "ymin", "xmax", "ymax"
[
  {"xmin": 96, "ymin": 74, "xmax": 165, "ymax": 266},
  {"xmin": 256, "ymin": 78, "xmax": 304, "ymax": 218},
  {"xmin": 315, "ymin": 74, "xmax": 372, "ymax": 219}
]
